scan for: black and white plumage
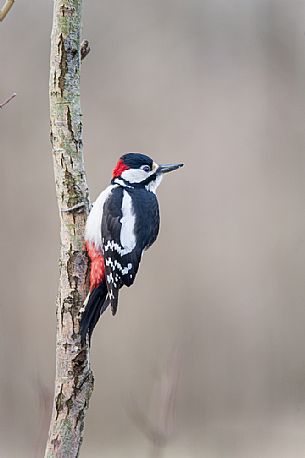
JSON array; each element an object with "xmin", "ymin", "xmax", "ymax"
[
  {"xmin": 80, "ymin": 152, "xmax": 183, "ymax": 343},
  {"xmin": 102, "ymin": 185, "xmax": 160, "ymax": 314}
]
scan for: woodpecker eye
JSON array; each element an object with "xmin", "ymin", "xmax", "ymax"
[{"xmin": 141, "ymin": 165, "xmax": 151, "ymax": 172}]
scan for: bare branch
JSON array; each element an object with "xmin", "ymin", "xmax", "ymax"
[
  {"xmin": 0, "ymin": 0, "xmax": 14, "ymax": 21},
  {"xmin": 81, "ymin": 39, "xmax": 90, "ymax": 61},
  {"xmin": 0, "ymin": 92, "xmax": 16, "ymax": 109}
]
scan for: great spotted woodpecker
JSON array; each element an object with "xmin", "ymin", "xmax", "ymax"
[{"xmin": 80, "ymin": 152, "xmax": 183, "ymax": 342}]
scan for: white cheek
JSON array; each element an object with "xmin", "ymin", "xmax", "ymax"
[{"xmin": 121, "ymin": 169, "xmax": 148, "ymax": 183}]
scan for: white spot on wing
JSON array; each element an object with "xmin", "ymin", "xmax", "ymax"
[
  {"xmin": 107, "ymin": 273, "xmax": 114, "ymax": 283},
  {"xmin": 104, "ymin": 240, "xmax": 134, "ymax": 257},
  {"xmin": 122, "ymin": 263, "xmax": 133, "ymax": 275},
  {"xmin": 106, "ymin": 256, "xmax": 133, "ymax": 279},
  {"xmin": 105, "ymin": 257, "xmax": 122, "ymax": 270}
]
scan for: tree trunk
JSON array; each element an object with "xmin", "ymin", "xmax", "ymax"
[{"xmin": 45, "ymin": 1, "xmax": 93, "ymax": 456}]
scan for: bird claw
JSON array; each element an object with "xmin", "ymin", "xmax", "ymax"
[{"xmin": 61, "ymin": 202, "xmax": 85, "ymax": 213}]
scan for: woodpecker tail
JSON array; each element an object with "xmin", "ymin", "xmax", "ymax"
[{"xmin": 80, "ymin": 281, "xmax": 109, "ymax": 344}]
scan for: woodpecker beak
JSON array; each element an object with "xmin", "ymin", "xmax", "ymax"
[{"xmin": 158, "ymin": 163, "xmax": 184, "ymax": 174}]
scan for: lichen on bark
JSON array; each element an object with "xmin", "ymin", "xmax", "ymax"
[{"xmin": 45, "ymin": 1, "xmax": 93, "ymax": 457}]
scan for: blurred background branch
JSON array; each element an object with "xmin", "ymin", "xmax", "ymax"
[
  {"xmin": 34, "ymin": 376, "xmax": 52, "ymax": 458},
  {"xmin": 0, "ymin": 92, "xmax": 16, "ymax": 108},
  {"xmin": 127, "ymin": 349, "xmax": 180, "ymax": 458},
  {"xmin": 0, "ymin": 0, "xmax": 14, "ymax": 21}
]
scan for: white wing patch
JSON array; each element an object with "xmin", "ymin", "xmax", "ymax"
[
  {"xmin": 103, "ymin": 190, "xmax": 136, "ymax": 257},
  {"xmin": 85, "ymin": 185, "xmax": 116, "ymax": 250},
  {"xmin": 119, "ymin": 190, "xmax": 136, "ymax": 254}
]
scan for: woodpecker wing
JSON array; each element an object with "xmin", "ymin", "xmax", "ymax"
[
  {"xmin": 101, "ymin": 186, "xmax": 160, "ymax": 315},
  {"xmin": 101, "ymin": 187, "xmax": 142, "ymax": 315}
]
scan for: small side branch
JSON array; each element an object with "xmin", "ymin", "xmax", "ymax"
[
  {"xmin": 0, "ymin": 0, "xmax": 14, "ymax": 21},
  {"xmin": 0, "ymin": 92, "xmax": 16, "ymax": 109},
  {"xmin": 81, "ymin": 40, "xmax": 90, "ymax": 61}
]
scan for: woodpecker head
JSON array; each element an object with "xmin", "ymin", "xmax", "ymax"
[{"xmin": 111, "ymin": 152, "xmax": 183, "ymax": 192}]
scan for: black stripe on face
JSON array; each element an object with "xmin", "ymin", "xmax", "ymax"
[{"xmin": 111, "ymin": 172, "xmax": 158, "ymax": 188}]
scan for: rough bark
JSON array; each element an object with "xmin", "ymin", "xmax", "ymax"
[{"xmin": 45, "ymin": 1, "xmax": 93, "ymax": 457}]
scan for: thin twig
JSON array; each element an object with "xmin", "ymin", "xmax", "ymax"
[
  {"xmin": 0, "ymin": 0, "xmax": 14, "ymax": 21},
  {"xmin": 126, "ymin": 348, "xmax": 181, "ymax": 457},
  {"xmin": 0, "ymin": 92, "xmax": 16, "ymax": 109},
  {"xmin": 81, "ymin": 40, "xmax": 90, "ymax": 61}
]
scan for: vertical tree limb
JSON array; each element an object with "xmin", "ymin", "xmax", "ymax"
[{"xmin": 45, "ymin": 1, "xmax": 93, "ymax": 457}]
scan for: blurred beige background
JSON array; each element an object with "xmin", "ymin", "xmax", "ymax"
[{"xmin": 1, "ymin": 1, "xmax": 305, "ymax": 457}]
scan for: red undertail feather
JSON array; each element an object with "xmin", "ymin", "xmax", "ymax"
[
  {"xmin": 112, "ymin": 158, "xmax": 129, "ymax": 178},
  {"xmin": 85, "ymin": 241, "xmax": 105, "ymax": 291}
]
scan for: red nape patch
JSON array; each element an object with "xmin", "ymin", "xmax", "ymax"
[
  {"xmin": 86, "ymin": 241, "xmax": 105, "ymax": 291},
  {"xmin": 112, "ymin": 158, "xmax": 129, "ymax": 178}
]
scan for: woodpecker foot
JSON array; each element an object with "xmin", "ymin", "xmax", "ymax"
[{"xmin": 61, "ymin": 202, "xmax": 85, "ymax": 213}]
